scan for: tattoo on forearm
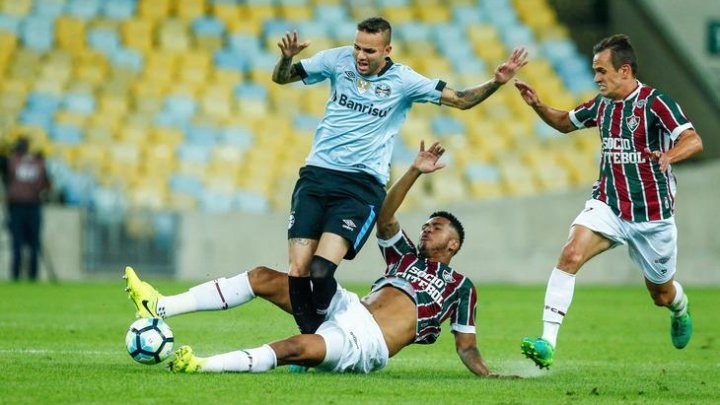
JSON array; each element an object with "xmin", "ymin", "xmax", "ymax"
[
  {"xmin": 455, "ymin": 81, "xmax": 500, "ymax": 108},
  {"xmin": 273, "ymin": 58, "xmax": 295, "ymax": 82},
  {"xmin": 377, "ymin": 221, "xmax": 400, "ymax": 239}
]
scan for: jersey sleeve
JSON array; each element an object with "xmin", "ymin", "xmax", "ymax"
[
  {"xmin": 650, "ymin": 93, "xmax": 694, "ymax": 141},
  {"xmin": 401, "ymin": 66, "xmax": 445, "ymax": 105},
  {"xmin": 377, "ymin": 229, "xmax": 416, "ymax": 266},
  {"xmin": 296, "ymin": 47, "xmax": 347, "ymax": 85},
  {"xmin": 569, "ymin": 95, "xmax": 601, "ymax": 129},
  {"xmin": 449, "ymin": 278, "xmax": 477, "ymax": 334}
]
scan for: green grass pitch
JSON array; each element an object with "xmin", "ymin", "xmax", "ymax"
[{"xmin": 1, "ymin": 281, "xmax": 717, "ymax": 404}]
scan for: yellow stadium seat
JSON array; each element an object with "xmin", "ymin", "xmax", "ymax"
[
  {"xmin": 168, "ymin": 192, "xmax": 198, "ymax": 211},
  {"xmin": 1, "ymin": 0, "xmax": 32, "ymax": 16},
  {"xmin": 194, "ymin": 35, "xmax": 224, "ymax": 52},
  {"xmin": 381, "ymin": 7, "xmax": 416, "ymax": 25},
  {"xmin": 416, "ymin": 5, "xmax": 450, "ymax": 23},
  {"xmin": 278, "ymin": 5, "xmax": 312, "ymax": 21},
  {"xmin": 139, "ymin": 0, "xmax": 171, "ymax": 21},
  {"xmin": 174, "ymin": 0, "xmax": 206, "ymax": 21},
  {"xmin": 212, "ymin": 3, "xmax": 240, "ymax": 24},
  {"xmin": 152, "ymin": 127, "xmax": 184, "ymax": 146},
  {"xmin": 243, "ymin": 4, "xmax": 276, "ymax": 22},
  {"xmin": 122, "ymin": 20, "xmax": 154, "ymax": 53}
]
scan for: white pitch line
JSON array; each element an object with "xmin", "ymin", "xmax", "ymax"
[{"xmin": 0, "ymin": 348, "xmax": 119, "ymax": 355}]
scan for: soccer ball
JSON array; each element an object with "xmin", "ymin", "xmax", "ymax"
[{"xmin": 125, "ymin": 317, "xmax": 174, "ymax": 365}]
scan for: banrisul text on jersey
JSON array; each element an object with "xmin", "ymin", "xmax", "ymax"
[{"xmin": 569, "ymin": 82, "xmax": 694, "ymax": 222}]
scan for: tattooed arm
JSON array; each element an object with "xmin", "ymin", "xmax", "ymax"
[
  {"xmin": 440, "ymin": 47, "xmax": 528, "ymax": 110},
  {"xmin": 272, "ymin": 30, "xmax": 310, "ymax": 84}
]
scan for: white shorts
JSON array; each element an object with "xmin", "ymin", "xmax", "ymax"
[
  {"xmin": 572, "ymin": 199, "xmax": 677, "ymax": 284},
  {"xmin": 315, "ymin": 286, "xmax": 389, "ymax": 373}
]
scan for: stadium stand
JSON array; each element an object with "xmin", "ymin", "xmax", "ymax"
[{"xmin": 0, "ymin": 0, "xmax": 599, "ymax": 220}]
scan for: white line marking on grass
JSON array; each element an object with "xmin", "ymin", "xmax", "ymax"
[{"xmin": 0, "ymin": 348, "xmax": 119, "ymax": 355}]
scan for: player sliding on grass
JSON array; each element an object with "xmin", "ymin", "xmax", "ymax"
[
  {"xmin": 125, "ymin": 141, "xmax": 516, "ymax": 377},
  {"xmin": 514, "ymin": 34, "xmax": 703, "ymax": 369}
]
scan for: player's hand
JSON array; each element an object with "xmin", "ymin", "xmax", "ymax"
[
  {"xmin": 494, "ymin": 47, "xmax": 528, "ymax": 84},
  {"xmin": 277, "ymin": 30, "xmax": 311, "ymax": 59},
  {"xmin": 643, "ymin": 147, "xmax": 671, "ymax": 172},
  {"xmin": 514, "ymin": 79, "xmax": 540, "ymax": 106},
  {"xmin": 413, "ymin": 140, "xmax": 446, "ymax": 174}
]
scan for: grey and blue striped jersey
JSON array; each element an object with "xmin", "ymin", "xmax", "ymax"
[{"xmin": 296, "ymin": 46, "xmax": 446, "ymax": 184}]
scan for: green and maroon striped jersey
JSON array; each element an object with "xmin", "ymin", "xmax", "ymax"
[
  {"xmin": 372, "ymin": 230, "xmax": 477, "ymax": 345},
  {"xmin": 569, "ymin": 82, "xmax": 694, "ymax": 221}
]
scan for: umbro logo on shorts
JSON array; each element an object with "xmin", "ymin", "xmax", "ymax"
[{"xmin": 342, "ymin": 219, "xmax": 356, "ymax": 232}]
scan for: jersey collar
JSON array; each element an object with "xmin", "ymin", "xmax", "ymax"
[{"xmin": 376, "ymin": 57, "xmax": 394, "ymax": 77}]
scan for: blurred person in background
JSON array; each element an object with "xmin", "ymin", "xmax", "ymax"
[
  {"xmin": 272, "ymin": 16, "xmax": 528, "ymax": 335},
  {"xmin": 1, "ymin": 137, "xmax": 51, "ymax": 281},
  {"xmin": 514, "ymin": 34, "xmax": 703, "ymax": 369}
]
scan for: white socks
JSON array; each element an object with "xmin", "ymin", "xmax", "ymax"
[
  {"xmin": 669, "ymin": 280, "xmax": 688, "ymax": 316},
  {"xmin": 541, "ymin": 268, "xmax": 576, "ymax": 348},
  {"xmin": 157, "ymin": 273, "xmax": 255, "ymax": 318},
  {"xmin": 202, "ymin": 345, "xmax": 277, "ymax": 373}
]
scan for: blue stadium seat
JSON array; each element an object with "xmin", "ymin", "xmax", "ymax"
[
  {"xmin": 233, "ymin": 82, "xmax": 268, "ymax": 101},
  {"xmin": 431, "ymin": 116, "xmax": 465, "ymax": 137},
  {"xmin": 465, "ymin": 163, "xmax": 501, "ymax": 183},
  {"xmin": 192, "ymin": 17, "xmax": 225, "ymax": 37},
  {"xmin": 60, "ymin": 170, "xmax": 96, "ymax": 206},
  {"xmin": 33, "ymin": 0, "xmax": 66, "ymax": 18},
  {"xmin": 184, "ymin": 124, "xmax": 219, "ymax": 147},
  {"xmin": 91, "ymin": 186, "xmax": 127, "ymax": 226},
  {"xmin": 314, "ymin": 5, "xmax": 347, "ymax": 23},
  {"xmin": 218, "ymin": 125, "xmax": 253, "ymax": 149},
  {"xmin": 169, "ymin": 173, "xmax": 204, "ymax": 196},
  {"xmin": 63, "ymin": 92, "xmax": 97, "ymax": 115},
  {"xmin": 67, "ymin": 0, "xmax": 101, "ymax": 20},
  {"xmin": 397, "ymin": 22, "xmax": 432, "ymax": 42},
  {"xmin": 0, "ymin": 15, "xmax": 22, "ymax": 34},
  {"xmin": 164, "ymin": 96, "xmax": 198, "ymax": 120},
  {"xmin": 87, "ymin": 28, "xmax": 121, "ymax": 55},
  {"xmin": 20, "ymin": 109, "xmax": 54, "ymax": 132},
  {"xmin": 26, "ymin": 92, "xmax": 62, "ymax": 114},
  {"xmin": 213, "ymin": 48, "xmax": 248, "ymax": 71},
  {"xmin": 111, "ymin": 48, "xmax": 144, "ymax": 71},
  {"xmin": 176, "ymin": 143, "xmax": 211, "ymax": 164},
  {"xmin": 234, "ymin": 191, "xmax": 270, "ymax": 213},
  {"xmin": 451, "ymin": 5, "xmax": 488, "ymax": 26},
  {"xmin": 102, "ymin": 0, "xmax": 136, "ymax": 20},
  {"xmin": 50, "ymin": 123, "xmax": 84, "ymax": 144},
  {"xmin": 20, "ymin": 16, "xmax": 55, "ymax": 52}
]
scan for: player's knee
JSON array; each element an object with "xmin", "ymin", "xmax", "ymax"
[
  {"xmin": 558, "ymin": 243, "xmax": 584, "ymax": 271},
  {"xmin": 248, "ymin": 266, "xmax": 284, "ymax": 294},
  {"xmin": 309, "ymin": 256, "xmax": 337, "ymax": 279}
]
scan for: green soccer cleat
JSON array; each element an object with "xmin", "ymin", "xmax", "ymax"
[
  {"xmin": 521, "ymin": 337, "xmax": 554, "ymax": 369},
  {"xmin": 168, "ymin": 346, "xmax": 206, "ymax": 374},
  {"xmin": 671, "ymin": 305, "xmax": 692, "ymax": 349},
  {"xmin": 123, "ymin": 266, "xmax": 164, "ymax": 318},
  {"xmin": 288, "ymin": 365, "xmax": 309, "ymax": 373}
]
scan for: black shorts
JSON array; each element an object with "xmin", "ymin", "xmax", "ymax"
[{"xmin": 288, "ymin": 166, "xmax": 386, "ymax": 260}]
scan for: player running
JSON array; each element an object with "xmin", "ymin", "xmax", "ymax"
[{"xmin": 514, "ymin": 34, "xmax": 703, "ymax": 369}]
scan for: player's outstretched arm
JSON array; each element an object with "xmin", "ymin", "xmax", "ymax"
[
  {"xmin": 513, "ymin": 79, "xmax": 576, "ymax": 133},
  {"xmin": 376, "ymin": 140, "xmax": 446, "ymax": 239},
  {"xmin": 272, "ymin": 30, "xmax": 310, "ymax": 84},
  {"xmin": 440, "ymin": 47, "xmax": 528, "ymax": 110},
  {"xmin": 454, "ymin": 332, "xmax": 520, "ymax": 378},
  {"xmin": 644, "ymin": 129, "xmax": 703, "ymax": 173}
]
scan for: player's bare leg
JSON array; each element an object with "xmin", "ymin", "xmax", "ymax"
[{"xmin": 522, "ymin": 226, "xmax": 612, "ymax": 369}]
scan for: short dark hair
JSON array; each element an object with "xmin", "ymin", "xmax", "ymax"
[
  {"xmin": 592, "ymin": 34, "xmax": 638, "ymax": 76},
  {"xmin": 357, "ymin": 17, "xmax": 392, "ymax": 44},
  {"xmin": 429, "ymin": 211, "xmax": 465, "ymax": 252}
]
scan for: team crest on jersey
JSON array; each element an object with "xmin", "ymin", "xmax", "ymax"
[
  {"xmin": 442, "ymin": 272, "xmax": 455, "ymax": 283},
  {"xmin": 375, "ymin": 82, "xmax": 392, "ymax": 98},
  {"xmin": 344, "ymin": 71, "xmax": 355, "ymax": 81},
  {"xmin": 356, "ymin": 78, "xmax": 371, "ymax": 94},
  {"xmin": 626, "ymin": 115, "xmax": 640, "ymax": 131}
]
